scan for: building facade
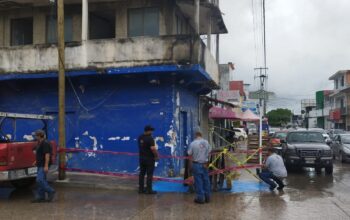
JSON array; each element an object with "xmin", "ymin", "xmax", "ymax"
[
  {"xmin": 308, "ymin": 90, "xmax": 333, "ymax": 129},
  {"xmin": 328, "ymin": 70, "xmax": 350, "ymax": 130},
  {"xmin": 0, "ymin": 0, "xmax": 227, "ymax": 176}
]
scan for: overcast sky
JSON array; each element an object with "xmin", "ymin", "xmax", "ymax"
[{"xmin": 219, "ymin": 0, "xmax": 350, "ymax": 109}]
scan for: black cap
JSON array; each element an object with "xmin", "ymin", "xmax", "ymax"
[{"xmin": 144, "ymin": 125, "xmax": 155, "ymax": 132}]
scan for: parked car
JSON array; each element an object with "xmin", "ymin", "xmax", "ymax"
[
  {"xmin": 269, "ymin": 131, "xmax": 288, "ymax": 147},
  {"xmin": 247, "ymin": 123, "xmax": 257, "ymax": 135},
  {"xmin": 233, "ymin": 128, "xmax": 248, "ymax": 141},
  {"xmin": 269, "ymin": 127, "xmax": 280, "ymax": 136},
  {"xmin": 331, "ymin": 134, "xmax": 350, "ymax": 163},
  {"xmin": 327, "ymin": 129, "xmax": 346, "ymax": 140},
  {"xmin": 281, "ymin": 130, "xmax": 333, "ymax": 174}
]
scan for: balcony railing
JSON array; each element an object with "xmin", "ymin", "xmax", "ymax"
[{"xmin": 0, "ymin": 35, "xmax": 219, "ymax": 83}]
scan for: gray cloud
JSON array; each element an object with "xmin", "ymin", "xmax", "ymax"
[{"xmin": 219, "ymin": 0, "xmax": 350, "ymax": 106}]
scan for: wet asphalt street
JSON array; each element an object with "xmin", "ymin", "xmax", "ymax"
[{"xmin": 1, "ymin": 162, "xmax": 350, "ymax": 220}]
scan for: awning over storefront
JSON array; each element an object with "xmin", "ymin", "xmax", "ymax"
[
  {"xmin": 209, "ymin": 106, "xmax": 240, "ymax": 119},
  {"xmin": 240, "ymin": 109, "xmax": 260, "ymax": 122}
]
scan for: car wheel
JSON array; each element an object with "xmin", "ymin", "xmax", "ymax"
[
  {"xmin": 325, "ymin": 165, "xmax": 333, "ymax": 175},
  {"xmin": 10, "ymin": 177, "xmax": 35, "ymax": 189}
]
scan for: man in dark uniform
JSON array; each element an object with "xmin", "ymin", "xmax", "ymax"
[
  {"xmin": 138, "ymin": 125, "xmax": 159, "ymax": 194},
  {"xmin": 32, "ymin": 130, "xmax": 55, "ymax": 203}
]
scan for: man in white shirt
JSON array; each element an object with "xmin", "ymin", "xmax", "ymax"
[{"xmin": 259, "ymin": 148, "xmax": 287, "ymax": 191}]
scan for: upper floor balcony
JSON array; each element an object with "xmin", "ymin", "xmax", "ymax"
[
  {"xmin": 0, "ymin": 0, "xmax": 226, "ymax": 84},
  {"xmin": 0, "ymin": 35, "xmax": 219, "ymax": 83}
]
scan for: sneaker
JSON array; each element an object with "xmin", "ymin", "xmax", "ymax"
[
  {"xmin": 269, "ymin": 185, "xmax": 277, "ymax": 191},
  {"xmin": 47, "ymin": 191, "xmax": 56, "ymax": 202},
  {"xmin": 194, "ymin": 199, "xmax": 205, "ymax": 204},
  {"xmin": 145, "ymin": 190, "xmax": 157, "ymax": 195},
  {"xmin": 205, "ymin": 197, "xmax": 210, "ymax": 203},
  {"xmin": 31, "ymin": 198, "xmax": 46, "ymax": 203}
]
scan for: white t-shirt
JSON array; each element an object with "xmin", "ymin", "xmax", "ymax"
[{"xmin": 265, "ymin": 153, "xmax": 288, "ymax": 178}]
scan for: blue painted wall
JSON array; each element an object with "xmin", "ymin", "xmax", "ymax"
[{"xmin": 0, "ymin": 72, "xmax": 204, "ymax": 177}]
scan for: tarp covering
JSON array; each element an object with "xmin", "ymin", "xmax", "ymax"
[
  {"xmin": 240, "ymin": 109, "xmax": 260, "ymax": 122},
  {"xmin": 209, "ymin": 106, "xmax": 240, "ymax": 119}
]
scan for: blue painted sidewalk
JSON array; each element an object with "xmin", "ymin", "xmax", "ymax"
[{"xmin": 153, "ymin": 179, "xmax": 270, "ymax": 193}]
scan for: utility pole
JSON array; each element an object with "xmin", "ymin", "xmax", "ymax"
[
  {"xmin": 57, "ymin": 0, "xmax": 66, "ymax": 180},
  {"xmin": 254, "ymin": 67, "xmax": 268, "ymax": 115}
]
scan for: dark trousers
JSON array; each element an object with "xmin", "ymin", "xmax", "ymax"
[
  {"xmin": 192, "ymin": 163, "xmax": 211, "ymax": 202},
  {"xmin": 258, "ymin": 171, "xmax": 284, "ymax": 188},
  {"xmin": 139, "ymin": 159, "xmax": 155, "ymax": 191}
]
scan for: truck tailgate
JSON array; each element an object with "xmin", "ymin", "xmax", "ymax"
[{"xmin": 6, "ymin": 142, "xmax": 36, "ymax": 170}]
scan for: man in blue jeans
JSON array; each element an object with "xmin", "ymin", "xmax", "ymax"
[
  {"xmin": 32, "ymin": 130, "xmax": 55, "ymax": 203},
  {"xmin": 259, "ymin": 148, "xmax": 287, "ymax": 191},
  {"xmin": 188, "ymin": 131, "xmax": 212, "ymax": 204}
]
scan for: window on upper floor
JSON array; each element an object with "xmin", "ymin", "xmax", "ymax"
[
  {"xmin": 11, "ymin": 17, "xmax": 33, "ymax": 46},
  {"xmin": 90, "ymin": 10, "xmax": 116, "ymax": 40},
  {"xmin": 128, "ymin": 7, "xmax": 159, "ymax": 37},
  {"xmin": 46, "ymin": 15, "xmax": 73, "ymax": 44},
  {"xmin": 341, "ymin": 75, "xmax": 345, "ymax": 87},
  {"xmin": 176, "ymin": 14, "xmax": 191, "ymax": 35},
  {"xmin": 335, "ymin": 79, "xmax": 338, "ymax": 89}
]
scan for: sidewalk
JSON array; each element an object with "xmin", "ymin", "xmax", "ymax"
[{"xmin": 53, "ymin": 172, "xmax": 138, "ymax": 191}]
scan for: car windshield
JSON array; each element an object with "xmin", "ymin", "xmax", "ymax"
[
  {"xmin": 287, "ymin": 132, "xmax": 325, "ymax": 143},
  {"xmin": 341, "ymin": 136, "xmax": 350, "ymax": 144},
  {"xmin": 274, "ymin": 132, "xmax": 287, "ymax": 139}
]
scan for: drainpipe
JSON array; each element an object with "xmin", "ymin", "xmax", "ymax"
[
  {"xmin": 216, "ymin": 34, "xmax": 220, "ymax": 62},
  {"xmin": 193, "ymin": 0, "xmax": 200, "ymax": 64},
  {"xmin": 82, "ymin": 0, "xmax": 89, "ymax": 41}
]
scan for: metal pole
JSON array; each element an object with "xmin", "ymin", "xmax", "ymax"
[
  {"xmin": 57, "ymin": 0, "xmax": 66, "ymax": 180},
  {"xmin": 82, "ymin": 0, "xmax": 89, "ymax": 41},
  {"xmin": 262, "ymin": 0, "xmax": 267, "ymax": 69},
  {"xmin": 259, "ymin": 101, "xmax": 263, "ymax": 167},
  {"xmin": 216, "ymin": 34, "xmax": 220, "ymax": 62},
  {"xmin": 194, "ymin": 0, "xmax": 200, "ymax": 35}
]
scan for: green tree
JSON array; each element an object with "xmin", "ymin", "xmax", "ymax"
[{"xmin": 267, "ymin": 108, "xmax": 293, "ymax": 127}]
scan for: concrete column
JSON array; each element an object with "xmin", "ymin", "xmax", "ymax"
[
  {"xmin": 207, "ymin": 14, "xmax": 212, "ymax": 51},
  {"xmin": 82, "ymin": 0, "xmax": 89, "ymax": 41},
  {"xmin": 4, "ymin": 16, "xmax": 10, "ymax": 47},
  {"xmin": 33, "ymin": 13, "xmax": 46, "ymax": 44},
  {"xmin": 116, "ymin": 7, "xmax": 127, "ymax": 38},
  {"xmin": 0, "ymin": 16, "xmax": 4, "ymax": 47},
  {"xmin": 194, "ymin": 0, "xmax": 200, "ymax": 35}
]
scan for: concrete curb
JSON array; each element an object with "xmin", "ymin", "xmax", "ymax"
[
  {"xmin": 52, "ymin": 172, "xmax": 138, "ymax": 191},
  {"xmin": 54, "ymin": 180, "xmax": 137, "ymax": 191}
]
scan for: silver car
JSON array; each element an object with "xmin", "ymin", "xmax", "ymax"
[{"xmin": 331, "ymin": 134, "xmax": 350, "ymax": 162}]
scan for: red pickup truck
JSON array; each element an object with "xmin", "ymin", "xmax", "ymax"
[
  {"xmin": 0, "ymin": 141, "xmax": 57, "ymax": 187},
  {"xmin": 0, "ymin": 112, "xmax": 57, "ymax": 188}
]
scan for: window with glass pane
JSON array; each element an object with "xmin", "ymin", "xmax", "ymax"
[
  {"xmin": 11, "ymin": 17, "xmax": 33, "ymax": 46},
  {"xmin": 47, "ymin": 15, "xmax": 73, "ymax": 43},
  {"xmin": 128, "ymin": 8, "xmax": 159, "ymax": 37}
]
